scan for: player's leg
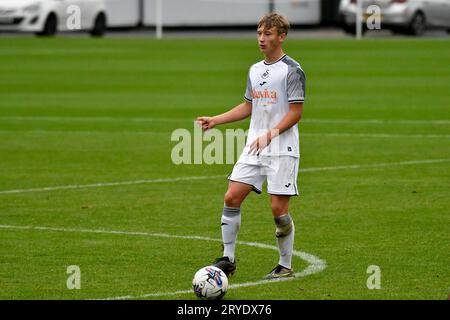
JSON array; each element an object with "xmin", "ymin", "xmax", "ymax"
[
  {"xmin": 222, "ymin": 180, "xmax": 253, "ymax": 261},
  {"xmin": 214, "ymin": 181, "xmax": 253, "ymax": 276},
  {"xmin": 214, "ymin": 160, "xmax": 264, "ymax": 276},
  {"xmin": 271, "ymin": 195, "xmax": 295, "ymax": 270},
  {"xmin": 265, "ymin": 157, "xmax": 298, "ymax": 279},
  {"xmin": 224, "ymin": 180, "xmax": 254, "ymax": 208}
]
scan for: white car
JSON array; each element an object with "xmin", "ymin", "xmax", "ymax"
[
  {"xmin": 0, "ymin": 0, "xmax": 107, "ymax": 36},
  {"xmin": 339, "ymin": 0, "xmax": 450, "ymax": 35}
]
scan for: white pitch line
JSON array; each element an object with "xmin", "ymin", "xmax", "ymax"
[
  {"xmin": 0, "ymin": 116, "xmax": 188, "ymax": 123},
  {"xmin": 0, "ymin": 158, "xmax": 449, "ymax": 195},
  {"xmin": 0, "ymin": 49, "xmax": 127, "ymax": 56},
  {"xmin": 1, "ymin": 130, "xmax": 450, "ymax": 139},
  {"xmin": 0, "ymin": 224, "xmax": 327, "ymax": 300},
  {"xmin": 303, "ymin": 118, "xmax": 450, "ymax": 125},
  {"xmin": 0, "ymin": 175, "xmax": 225, "ymax": 195},
  {"xmin": 299, "ymin": 158, "xmax": 450, "ymax": 173},
  {"xmin": 0, "ymin": 130, "xmax": 167, "ymax": 136},
  {"xmin": 1, "ymin": 116, "xmax": 449, "ymax": 125},
  {"xmin": 302, "ymin": 132, "xmax": 450, "ymax": 139}
]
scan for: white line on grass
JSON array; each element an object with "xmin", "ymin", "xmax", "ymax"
[
  {"xmin": 299, "ymin": 158, "xmax": 450, "ymax": 173},
  {"xmin": 302, "ymin": 133, "xmax": 450, "ymax": 139},
  {"xmin": 0, "ymin": 158, "xmax": 449, "ymax": 195},
  {"xmin": 1, "ymin": 130, "xmax": 450, "ymax": 139},
  {"xmin": 0, "ymin": 116, "xmax": 187, "ymax": 123},
  {"xmin": 0, "ymin": 130, "xmax": 167, "ymax": 135},
  {"xmin": 0, "ymin": 49, "xmax": 128, "ymax": 56},
  {"xmin": 0, "ymin": 175, "xmax": 225, "ymax": 195},
  {"xmin": 303, "ymin": 118, "xmax": 450, "ymax": 125},
  {"xmin": 0, "ymin": 224, "xmax": 327, "ymax": 300},
  {"xmin": 1, "ymin": 116, "xmax": 449, "ymax": 125}
]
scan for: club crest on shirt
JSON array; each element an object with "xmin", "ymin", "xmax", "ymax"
[{"xmin": 261, "ymin": 69, "xmax": 269, "ymax": 79}]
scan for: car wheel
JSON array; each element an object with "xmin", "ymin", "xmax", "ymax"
[
  {"xmin": 342, "ymin": 23, "xmax": 356, "ymax": 35},
  {"xmin": 36, "ymin": 13, "xmax": 57, "ymax": 36},
  {"xmin": 342, "ymin": 24, "xmax": 367, "ymax": 36},
  {"xmin": 409, "ymin": 12, "xmax": 426, "ymax": 36},
  {"xmin": 90, "ymin": 13, "xmax": 106, "ymax": 37},
  {"xmin": 390, "ymin": 26, "xmax": 409, "ymax": 35}
]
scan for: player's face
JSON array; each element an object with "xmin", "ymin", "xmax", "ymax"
[{"xmin": 257, "ymin": 26, "xmax": 285, "ymax": 56}]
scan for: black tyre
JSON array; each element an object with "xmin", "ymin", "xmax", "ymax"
[
  {"xmin": 342, "ymin": 24, "xmax": 367, "ymax": 36},
  {"xmin": 342, "ymin": 23, "xmax": 357, "ymax": 35},
  {"xmin": 408, "ymin": 12, "xmax": 426, "ymax": 36},
  {"xmin": 90, "ymin": 13, "xmax": 107, "ymax": 37},
  {"xmin": 390, "ymin": 25, "xmax": 409, "ymax": 35},
  {"xmin": 36, "ymin": 13, "xmax": 57, "ymax": 36}
]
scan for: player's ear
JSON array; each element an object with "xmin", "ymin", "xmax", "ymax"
[{"xmin": 279, "ymin": 32, "xmax": 287, "ymax": 43}]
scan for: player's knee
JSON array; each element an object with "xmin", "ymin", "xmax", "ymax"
[
  {"xmin": 271, "ymin": 203, "xmax": 288, "ymax": 216},
  {"xmin": 224, "ymin": 190, "xmax": 241, "ymax": 208}
]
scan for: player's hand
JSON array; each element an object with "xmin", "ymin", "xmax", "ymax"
[
  {"xmin": 196, "ymin": 116, "xmax": 216, "ymax": 131},
  {"xmin": 248, "ymin": 132, "xmax": 272, "ymax": 156}
]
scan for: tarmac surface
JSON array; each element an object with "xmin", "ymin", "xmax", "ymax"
[
  {"xmin": 116, "ymin": 27, "xmax": 449, "ymax": 39},
  {"xmin": 0, "ymin": 27, "xmax": 449, "ymax": 39}
]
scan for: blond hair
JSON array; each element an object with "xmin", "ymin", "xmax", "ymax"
[{"xmin": 257, "ymin": 13, "xmax": 290, "ymax": 35}]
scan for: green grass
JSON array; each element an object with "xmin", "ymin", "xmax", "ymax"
[{"xmin": 0, "ymin": 37, "xmax": 449, "ymax": 300}]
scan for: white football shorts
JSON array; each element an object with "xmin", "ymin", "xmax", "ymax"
[{"xmin": 228, "ymin": 155, "xmax": 299, "ymax": 196}]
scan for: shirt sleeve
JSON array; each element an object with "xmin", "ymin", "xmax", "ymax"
[
  {"xmin": 244, "ymin": 69, "xmax": 252, "ymax": 102},
  {"xmin": 287, "ymin": 66, "xmax": 306, "ymax": 103}
]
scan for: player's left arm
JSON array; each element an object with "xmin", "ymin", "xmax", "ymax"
[
  {"xmin": 248, "ymin": 102, "xmax": 303, "ymax": 155},
  {"xmin": 270, "ymin": 102, "xmax": 303, "ymax": 137}
]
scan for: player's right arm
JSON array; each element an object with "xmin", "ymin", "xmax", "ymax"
[{"xmin": 196, "ymin": 101, "xmax": 252, "ymax": 131}]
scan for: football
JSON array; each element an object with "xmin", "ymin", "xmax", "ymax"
[{"xmin": 192, "ymin": 266, "xmax": 228, "ymax": 300}]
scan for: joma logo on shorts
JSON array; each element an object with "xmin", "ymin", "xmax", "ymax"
[{"xmin": 252, "ymin": 89, "xmax": 278, "ymax": 100}]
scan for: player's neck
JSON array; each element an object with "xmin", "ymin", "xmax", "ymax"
[{"xmin": 264, "ymin": 49, "xmax": 285, "ymax": 64}]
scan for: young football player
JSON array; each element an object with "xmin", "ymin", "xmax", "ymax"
[{"xmin": 197, "ymin": 13, "xmax": 306, "ymax": 279}]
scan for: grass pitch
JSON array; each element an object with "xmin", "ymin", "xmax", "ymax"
[{"xmin": 0, "ymin": 37, "xmax": 449, "ymax": 300}]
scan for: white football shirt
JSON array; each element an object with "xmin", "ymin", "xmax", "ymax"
[{"xmin": 240, "ymin": 54, "xmax": 306, "ymax": 163}]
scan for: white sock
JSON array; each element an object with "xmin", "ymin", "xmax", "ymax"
[
  {"xmin": 275, "ymin": 214, "xmax": 295, "ymax": 269},
  {"xmin": 221, "ymin": 206, "xmax": 241, "ymax": 263}
]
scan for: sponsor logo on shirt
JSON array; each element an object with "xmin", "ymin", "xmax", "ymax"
[{"xmin": 251, "ymin": 88, "xmax": 278, "ymax": 100}]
